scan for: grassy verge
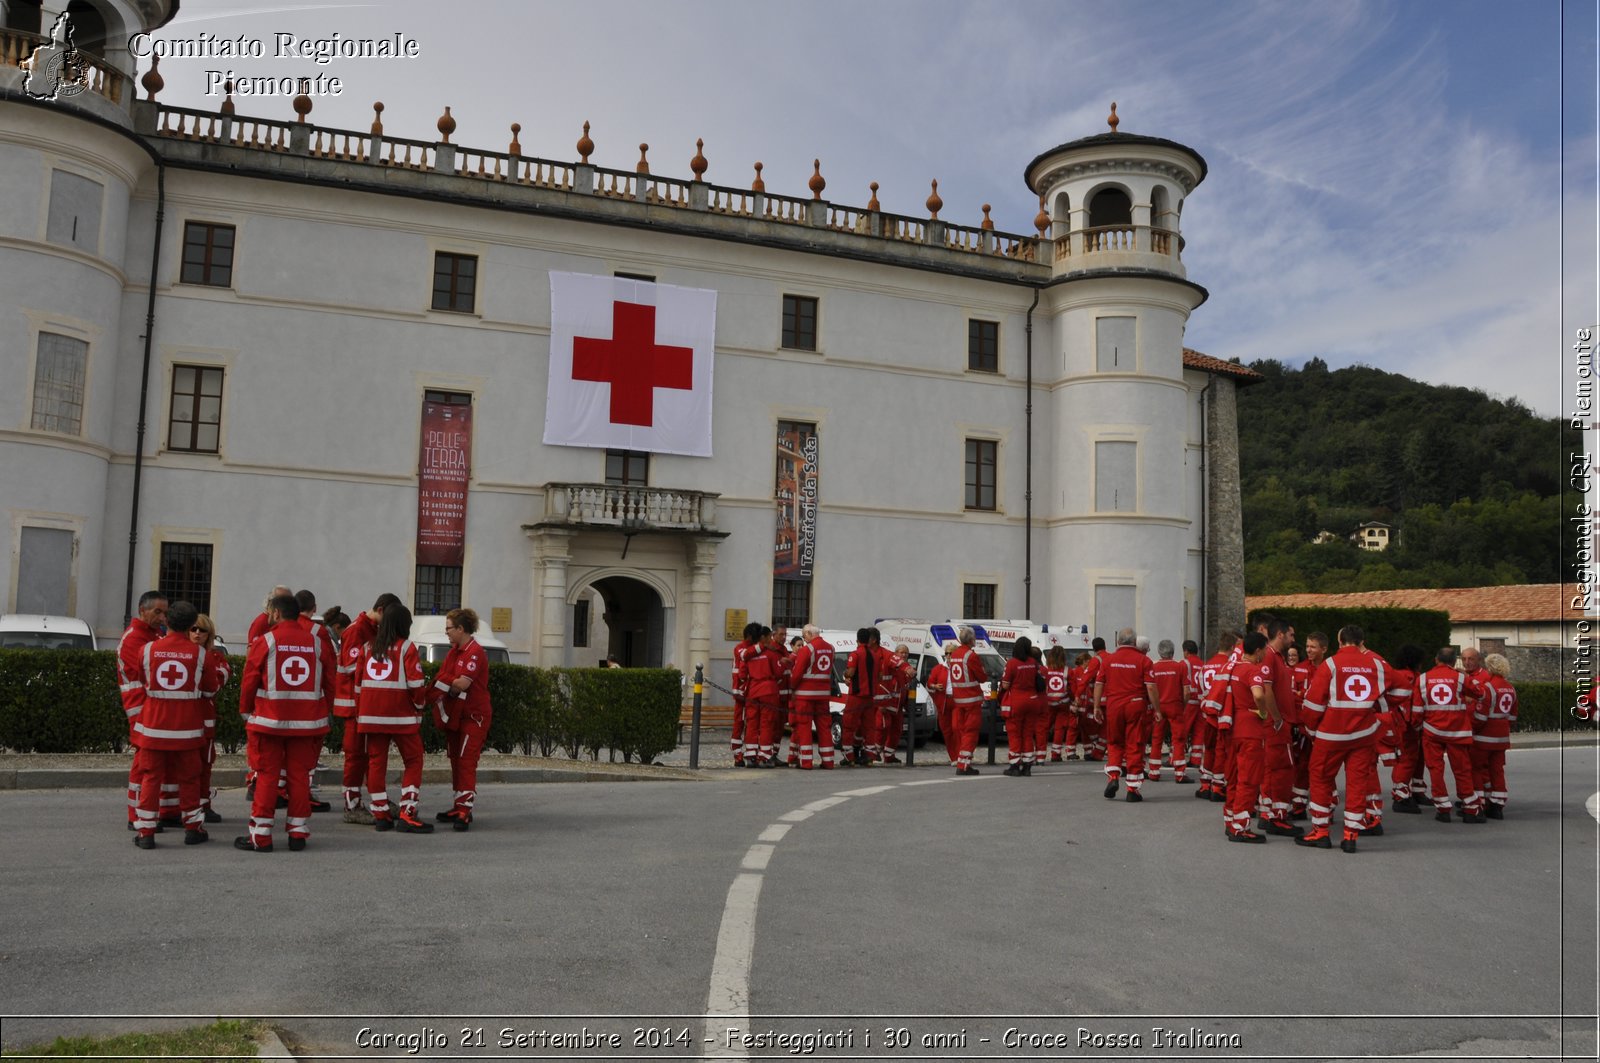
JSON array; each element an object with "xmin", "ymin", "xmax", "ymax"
[{"xmin": 9, "ymin": 1019, "xmax": 267, "ymax": 1060}]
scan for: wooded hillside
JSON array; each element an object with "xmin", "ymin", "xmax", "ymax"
[{"xmin": 1235, "ymin": 358, "xmax": 1572, "ymax": 594}]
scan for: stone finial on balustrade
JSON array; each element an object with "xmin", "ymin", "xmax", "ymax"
[
  {"xmin": 291, "ymin": 79, "xmax": 312, "ymax": 123},
  {"xmin": 1035, "ymin": 193, "xmax": 1050, "ymax": 235},
  {"xmin": 577, "ymin": 121, "xmax": 594, "ymax": 163},
  {"xmin": 980, "ymin": 204, "xmax": 994, "ymax": 231},
  {"xmin": 867, "ymin": 181, "xmax": 880, "ymax": 212},
  {"xmin": 219, "ymin": 78, "xmax": 235, "ymax": 116},
  {"xmin": 371, "ymin": 101, "xmax": 385, "ymax": 136},
  {"xmin": 636, "ymin": 143, "xmax": 650, "ymax": 174},
  {"xmin": 926, "ymin": 179, "xmax": 942, "ymax": 220},
  {"xmin": 437, "ymin": 105, "xmax": 456, "ymax": 143},
  {"xmin": 751, "ymin": 161, "xmax": 765, "ymax": 192},
  {"xmin": 690, "ymin": 138, "xmax": 708, "ymax": 181},
  {"xmin": 508, "ymin": 123, "xmax": 522, "ymax": 156},
  {"xmin": 140, "ymin": 54, "xmax": 163, "ymax": 101},
  {"xmin": 1107, "ymin": 101, "xmax": 1119, "ymax": 133},
  {"xmin": 809, "ymin": 159, "xmax": 825, "ymax": 200}
]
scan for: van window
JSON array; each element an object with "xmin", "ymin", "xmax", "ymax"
[
  {"xmin": 486, "ymin": 647, "xmax": 510, "ymax": 664},
  {"xmin": 0, "ymin": 631, "xmax": 94, "ymax": 650}
]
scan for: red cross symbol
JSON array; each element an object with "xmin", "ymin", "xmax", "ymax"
[
  {"xmin": 155, "ymin": 660, "xmax": 188, "ymax": 690},
  {"xmin": 366, "ymin": 657, "xmax": 394, "ymax": 681},
  {"xmin": 572, "ymin": 301, "xmax": 693, "ymax": 427},
  {"xmin": 279, "ymin": 655, "xmax": 311, "ymax": 686}
]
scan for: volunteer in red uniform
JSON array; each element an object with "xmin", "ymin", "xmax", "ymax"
[
  {"xmin": 237, "ymin": 594, "xmax": 333, "ymax": 851},
  {"xmin": 999, "ymin": 637, "xmax": 1043, "ymax": 777},
  {"xmin": 334, "ymin": 594, "xmax": 395, "ymax": 822},
  {"xmin": 1093, "ymin": 629, "xmax": 1158, "ymax": 801},
  {"xmin": 1197, "ymin": 632, "xmax": 1239, "ymax": 802},
  {"xmin": 118, "ymin": 590, "xmax": 168, "ymax": 830},
  {"xmin": 290, "ymin": 589, "xmax": 334, "ymax": 813},
  {"xmin": 788, "ymin": 625, "xmax": 837, "ymax": 769},
  {"xmin": 1149, "ymin": 641, "xmax": 1193, "ymax": 783},
  {"xmin": 773, "ymin": 626, "xmax": 797, "ymax": 766},
  {"xmin": 1078, "ymin": 637, "xmax": 1109, "ymax": 761},
  {"xmin": 1416, "ymin": 647, "xmax": 1483, "ymax": 822},
  {"xmin": 730, "ymin": 622, "xmax": 761, "ymax": 767},
  {"xmin": 1220, "ymin": 632, "xmax": 1272, "ymax": 841},
  {"xmin": 130, "ymin": 601, "xmax": 219, "ymax": 848},
  {"xmin": 945, "ymin": 626, "xmax": 988, "ymax": 775},
  {"xmin": 1254, "ymin": 620, "xmax": 1301, "ymax": 834},
  {"xmin": 1065, "ymin": 652, "xmax": 1092, "ymax": 759},
  {"xmin": 433, "ymin": 607, "xmax": 493, "ymax": 828},
  {"xmin": 929, "ymin": 648, "xmax": 953, "ymax": 764},
  {"xmin": 1287, "ymin": 633, "xmax": 1327, "ymax": 817},
  {"xmin": 1383, "ymin": 644, "xmax": 1426, "ymax": 813},
  {"xmin": 841, "ymin": 627, "xmax": 881, "ymax": 765},
  {"xmin": 875, "ymin": 642, "xmax": 914, "ymax": 764},
  {"xmin": 189, "ymin": 613, "xmax": 230, "ymax": 824},
  {"xmin": 242, "ymin": 584, "xmax": 291, "ymax": 802},
  {"xmin": 743, "ymin": 628, "xmax": 783, "ymax": 767},
  {"xmin": 1296, "ymin": 625, "xmax": 1385, "ymax": 853},
  {"xmin": 1044, "ymin": 646, "xmax": 1072, "ymax": 762},
  {"xmin": 355, "ymin": 603, "xmax": 432, "ymax": 834},
  {"xmin": 1471, "ymin": 653, "xmax": 1518, "ymax": 819},
  {"xmin": 1181, "ymin": 639, "xmax": 1206, "ymax": 781}
]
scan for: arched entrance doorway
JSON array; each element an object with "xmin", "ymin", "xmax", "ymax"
[{"xmin": 590, "ymin": 575, "xmax": 665, "ymax": 667}]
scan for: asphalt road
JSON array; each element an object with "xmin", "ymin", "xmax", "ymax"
[{"xmin": 0, "ymin": 746, "xmax": 1594, "ymax": 1062}]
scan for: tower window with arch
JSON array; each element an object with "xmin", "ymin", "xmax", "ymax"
[{"xmin": 1087, "ymin": 187, "xmax": 1133, "ymax": 252}]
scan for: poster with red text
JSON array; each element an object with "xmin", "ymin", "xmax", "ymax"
[{"xmin": 417, "ymin": 397, "xmax": 472, "ymax": 566}]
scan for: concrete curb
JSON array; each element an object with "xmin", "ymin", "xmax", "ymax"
[{"xmin": 256, "ymin": 1026, "xmax": 296, "ymax": 1059}]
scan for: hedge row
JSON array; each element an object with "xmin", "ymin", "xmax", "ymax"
[
  {"xmin": 0, "ymin": 650, "xmax": 684, "ymax": 762},
  {"xmin": 1246, "ymin": 606, "xmax": 1453, "ymax": 662}
]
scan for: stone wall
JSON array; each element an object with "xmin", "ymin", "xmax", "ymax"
[{"xmin": 1205, "ymin": 376, "xmax": 1246, "ymax": 653}]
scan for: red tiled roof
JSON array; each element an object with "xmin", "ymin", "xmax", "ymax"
[
  {"xmin": 1245, "ymin": 584, "xmax": 1584, "ymax": 623},
  {"xmin": 1183, "ymin": 348, "xmax": 1263, "ymax": 383}
]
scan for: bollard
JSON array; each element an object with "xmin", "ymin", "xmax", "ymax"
[
  {"xmin": 689, "ymin": 664, "xmax": 704, "ymax": 770},
  {"xmin": 985, "ymin": 699, "xmax": 999, "ymax": 765}
]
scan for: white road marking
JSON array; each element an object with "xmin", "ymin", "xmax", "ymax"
[
  {"xmin": 834, "ymin": 785, "xmax": 895, "ymax": 797},
  {"xmin": 777, "ymin": 809, "xmax": 813, "ymax": 822},
  {"xmin": 703, "ymin": 871, "xmax": 763, "ymax": 1057},
  {"xmin": 801, "ymin": 796, "xmax": 850, "ymax": 812},
  {"xmin": 1587, "ymin": 792, "xmax": 1599, "ymax": 823},
  {"xmin": 756, "ymin": 824, "xmax": 791, "ymax": 843},
  {"xmin": 740, "ymin": 844, "xmax": 774, "ymax": 871},
  {"xmin": 902, "ymin": 777, "xmax": 960, "ymax": 786}
]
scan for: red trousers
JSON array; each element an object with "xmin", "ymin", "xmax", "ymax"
[
  {"xmin": 1307, "ymin": 736, "xmax": 1379, "ymax": 835},
  {"xmin": 1224, "ymin": 736, "xmax": 1265, "ymax": 834},
  {"xmin": 745, "ymin": 700, "xmax": 783, "ymax": 763},
  {"xmin": 1202, "ymin": 723, "xmax": 1233, "ymax": 793},
  {"xmin": 1030, "ymin": 705, "xmax": 1053, "ymax": 759},
  {"xmin": 731, "ymin": 696, "xmax": 746, "ymax": 764},
  {"xmin": 950, "ymin": 701, "xmax": 983, "ymax": 770},
  {"xmin": 1262, "ymin": 730, "xmax": 1294, "ymax": 817},
  {"xmin": 932, "ymin": 693, "xmax": 954, "ymax": 762},
  {"xmin": 1392, "ymin": 727, "xmax": 1426, "ymax": 799},
  {"xmin": 841, "ymin": 696, "xmax": 880, "ymax": 757},
  {"xmin": 340, "ymin": 718, "xmax": 370, "ymax": 810},
  {"xmin": 1290, "ymin": 727, "xmax": 1314, "ymax": 811},
  {"xmin": 1005, "ymin": 704, "xmax": 1039, "ymax": 764},
  {"xmin": 1471, "ymin": 744, "xmax": 1508, "ymax": 807},
  {"xmin": 789, "ymin": 701, "xmax": 834, "ymax": 768},
  {"xmin": 1160, "ymin": 703, "xmax": 1199, "ymax": 774},
  {"xmin": 364, "ymin": 731, "xmax": 425, "ymax": 821},
  {"xmin": 878, "ymin": 708, "xmax": 904, "ymax": 756},
  {"xmin": 1103, "ymin": 701, "xmax": 1149, "ymax": 787},
  {"xmin": 1423, "ymin": 736, "xmax": 1479, "ymax": 811},
  {"xmin": 1046, "ymin": 705, "xmax": 1072, "ymax": 756},
  {"xmin": 1147, "ymin": 712, "xmax": 1169, "ymax": 774},
  {"xmin": 134, "ymin": 746, "xmax": 203, "ymax": 836},
  {"xmin": 1077, "ymin": 711, "xmax": 1105, "ymax": 757},
  {"xmin": 247, "ymin": 733, "xmax": 321, "ymax": 848},
  {"xmin": 199, "ymin": 735, "xmax": 217, "ymax": 811},
  {"xmin": 447, "ymin": 720, "xmax": 489, "ymax": 813}
]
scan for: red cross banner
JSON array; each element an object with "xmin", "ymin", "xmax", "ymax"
[{"xmin": 544, "ymin": 272, "xmax": 717, "ymax": 457}]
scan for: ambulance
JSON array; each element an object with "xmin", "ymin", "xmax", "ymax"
[
  {"xmin": 815, "ymin": 627, "xmax": 939, "ymax": 750},
  {"xmin": 948, "ymin": 618, "xmax": 1094, "ymax": 661},
  {"xmin": 873, "ymin": 619, "xmax": 1008, "ymax": 738}
]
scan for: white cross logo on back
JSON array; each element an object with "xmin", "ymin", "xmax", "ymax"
[
  {"xmin": 1343, "ymin": 673, "xmax": 1373, "ymax": 703},
  {"xmin": 279, "ymin": 655, "xmax": 311, "ymax": 686},
  {"xmin": 365, "ymin": 657, "xmax": 394, "ymax": 681},
  {"xmin": 155, "ymin": 659, "xmax": 189, "ymax": 690}
]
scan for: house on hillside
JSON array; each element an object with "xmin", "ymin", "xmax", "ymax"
[
  {"xmin": 1353, "ymin": 521, "xmax": 1392, "ymax": 551},
  {"xmin": 1245, "ymin": 584, "xmax": 1580, "ymax": 682}
]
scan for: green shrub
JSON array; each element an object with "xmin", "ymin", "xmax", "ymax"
[
  {"xmin": 1514, "ymin": 681, "xmax": 1584, "ymax": 732},
  {"xmin": 1247, "ymin": 606, "xmax": 1452, "ymax": 660},
  {"xmin": 0, "ymin": 649, "xmax": 121, "ymax": 753}
]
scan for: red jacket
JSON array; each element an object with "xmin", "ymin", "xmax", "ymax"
[
  {"xmin": 242, "ymin": 622, "xmax": 333, "ymax": 738},
  {"xmin": 1000, "ymin": 656, "xmax": 1043, "ymax": 712},
  {"xmin": 1045, "ymin": 666, "xmax": 1070, "ymax": 708},
  {"xmin": 1262, "ymin": 645, "xmax": 1298, "ymax": 726},
  {"xmin": 944, "ymin": 644, "xmax": 987, "ymax": 707},
  {"xmin": 1149, "ymin": 658, "xmax": 1189, "ymax": 713},
  {"xmin": 434, "ymin": 637, "xmax": 492, "ymax": 731},
  {"xmin": 928, "ymin": 662, "xmax": 949, "ymax": 707},
  {"xmin": 199, "ymin": 649, "xmax": 231, "ymax": 735},
  {"xmin": 1301, "ymin": 646, "xmax": 1385, "ymax": 742},
  {"xmin": 1198, "ymin": 651, "xmax": 1232, "ymax": 724},
  {"xmin": 354, "ymin": 639, "xmax": 426, "ymax": 734},
  {"xmin": 731, "ymin": 638, "xmax": 759, "ymax": 701},
  {"xmin": 745, "ymin": 646, "xmax": 784, "ymax": 703},
  {"xmin": 1416, "ymin": 665, "xmax": 1472, "ymax": 744},
  {"xmin": 117, "ymin": 617, "xmax": 163, "ymax": 724},
  {"xmin": 332, "ymin": 611, "xmax": 376, "ymax": 719},
  {"xmin": 247, "ymin": 611, "xmax": 271, "ymax": 646},
  {"xmin": 845, "ymin": 644, "xmax": 876, "ymax": 701},
  {"xmin": 1472, "ymin": 674, "xmax": 1518, "ymax": 746},
  {"xmin": 1096, "ymin": 646, "xmax": 1154, "ymax": 710},
  {"xmin": 789, "ymin": 636, "xmax": 836, "ymax": 702},
  {"xmin": 134, "ymin": 634, "xmax": 221, "ymax": 750},
  {"xmin": 875, "ymin": 647, "xmax": 912, "ymax": 709},
  {"xmin": 1184, "ymin": 654, "xmax": 1204, "ymax": 707}
]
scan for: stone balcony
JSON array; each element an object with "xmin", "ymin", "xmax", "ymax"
[
  {"xmin": 538, "ymin": 483, "xmax": 720, "ymax": 534},
  {"xmin": 1050, "ymin": 224, "xmax": 1187, "ymax": 279}
]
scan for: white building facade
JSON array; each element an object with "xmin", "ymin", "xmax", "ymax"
[{"xmin": 0, "ymin": 1, "xmax": 1256, "ymax": 691}]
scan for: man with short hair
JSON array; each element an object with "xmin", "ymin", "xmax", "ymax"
[
  {"xmin": 129, "ymin": 601, "xmax": 220, "ymax": 848},
  {"xmin": 841, "ymin": 627, "xmax": 881, "ymax": 765},
  {"xmin": 1149, "ymin": 640, "xmax": 1193, "ymax": 783},
  {"xmin": 247, "ymin": 585, "xmax": 293, "ymax": 646},
  {"xmin": 945, "ymin": 626, "xmax": 988, "ymax": 775},
  {"xmin": 788, "ymin": 625, "xmax": 837, "ymax": 770},
  {"xmin": 1417, "ymin": 647, "xmax": 1483, "ymax": 822},
  {"xmin": 1078, "ymin": 636, "xmax": 1110, "ymax": 761},
  {"xmin": 1220, "ymin": 632, "xmax": 1271, "ymax": 842},
  {"xmin": 1297, "ymin": 625, "xmax": 1385, "ymax": 853},
  {"xmin": 1254, "ymin": 619, "xmax": 1302, "ymax": 835},
  {"xmin": 1094, "ymin": 628, "xmax": 1159, "ymax": 802},
  {"xmin": 1289, "ymin": 632, "xmax": 1329, "ymax": 819},
  {"xmin": 118, "ymin": 591, "xmax": 167, "ymax": 830}
]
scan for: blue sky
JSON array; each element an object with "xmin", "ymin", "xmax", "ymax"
[{"xmin": 141, "ymin": 1, "xmax": 1594, "ymax": 417}]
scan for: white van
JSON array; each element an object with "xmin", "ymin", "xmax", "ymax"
[
  {"xmin": 949, "ymin": 618, "xmax": 1093, "ymax": 661},
  {"xmin": 408, "ymin": 615, "xmax": 512, "ymax": 665},
  {"xmin": 0, "ymin": 614, "xmax": 97, "ymax": 650},
  {"xmin": 813, "ymin": 627, "xmax": 936, "ymax": 749},
  {"xmin": 873, "ymin": 619, "xmax": 1006, "ymax": 737}
]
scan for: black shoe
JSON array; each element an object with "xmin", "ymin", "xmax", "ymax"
[
  {"xmin": 1485, "ymin": 804, "xmax": 1504, "ymax": 819},
  {"xmin": 309, "ymin": 799, "xmax": 332, "ymax": 813},
  {"xmin": 1295, "ymin": 831, "xmax": 1333, "ymax": 849},
  {"xmin": 1289, "ymin": 809, "xmax": 1308, "ymax": 822},
  {"xmin": 436, "ymin": 810, "xmax": 460, "ymax": 822},
  {"xmin": 1175, "ymin": 776, "xmax": 1195, "ymax": 785},
  {"xmin": 1225, "ymin": 830, "xmax": 1265, "ymax": 844},
  {"xmin": 957, "ymin": 766, "xmax": 980, "ymax": 776},
  {"xmin": 1020, "ymin": 762, "xmax": 1033, "ymax": 776},
  {"xmin": 1461, "ymin": 811, "xmax": 1487, "ymax": 824},
  {"xmin": 396, "ymin": 813, "xmax": 434, "ymax": 834},
  {"xmin": 759, "ymin": 760, "xmax": 776, "ymax": 769},
  {"xmin": 203, "ymin": 808, "xmax": 223, "ymax": 824},
  {"xmin": 1360, "ymin": 821, "xmax": 1384, "ymax": 837},
  {"xmin": 1194, "ymin": 787, "xmax": 1211, "ymax": 799},
  {"xmin": 1065, "ymin": 752, "xmax": 1080, "ymax": 761},
  {"xmin": 287, "ymin": 837, "xmax": 306, "ymax": 851},
  {"xmin": 774, "ymin": 758, "xmax": 791, "ymax": 767},
  {"xmin": 1004, "ymin": 765, "xmax": 1023, "ymax": 777},
  {"xmin": 1392, "ymin": 797, "xmax": 1421, "ymax": 814},
  {"xmin": 1125, "ymin": 790, "xmax": 1143, "ymax": 803},
  {"xmin": 1435, "ymin": 810, "xmax": 1453, "ymax": 823},
  {"xmin": 452, "ymin": 815, "xmax": 471, "ymax": 832},
  {"xmin": 1103, "ymin": 779, "xmax": 1119, "ymax": 799},
  {"xmin": 183, "ymin": 828, "xmax": 208, "ymax": 845},
  {"xmin": 374, "ymin": 817, "xmax": 395, "ymax": 832},
  {"xmin": 132, "ymin": 833, "xmax": 155, "ymax": 850},
  {"xmin": 233, "ymin": 836, "xmax": 271, "ymax": 852},
  {"xmin": 1208, "ymin": 790, "xmax": 1226, "ymax": 802},
  {"xmin": 1340, "ymin": 838, "xmax": 1359, "ymax": 853}
]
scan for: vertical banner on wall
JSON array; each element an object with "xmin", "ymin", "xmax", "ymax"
[
  {"xmin": 417, "ymin": 396, "xmax": 473, "ymax": 566},
  {"xmin": 774, "ymin": 421, "xmax": 818, "ymax": 580}
]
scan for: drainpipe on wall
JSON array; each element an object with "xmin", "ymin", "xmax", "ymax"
[
  {"xmin": 1023, "ymin": 285, "xmax": 1040, "ymax": 619},
  {"xmin": 1199, "ymin": 376, "xmax": 1213, "ymax": 648},
  {"xmin": 123, "ymin": 157, "xmax": 165, "ymax": 624}
]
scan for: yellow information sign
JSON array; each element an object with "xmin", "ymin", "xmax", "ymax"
[
  {"xmin": 490, "ymin": 607, "xmax": 513, "ymax": 633},
  {"xmin": 724, "ymin": 608, "xmax": 748, "ymax": 641}
]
